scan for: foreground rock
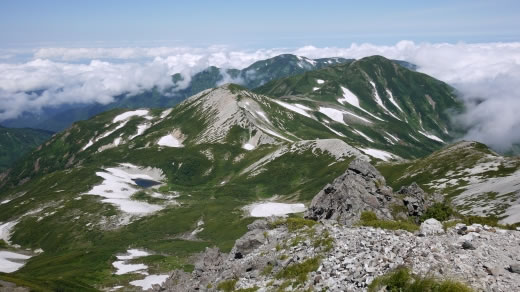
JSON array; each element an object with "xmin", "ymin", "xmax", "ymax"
[
  {"xmin": 158, "ymin": 220, "xmax": 520, "ymax": 292},
  {"xmin": 399, "ymin": 182, "xmax": 443, "ymax": 219},
  {"xmin": 419, "ymin": 218, "xmax": 444, "ymax": 236},
  {"xmin": 304, "ymin": 158, "xmax": 396, "ymax": 225}
]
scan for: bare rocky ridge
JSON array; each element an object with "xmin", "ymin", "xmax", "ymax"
[
  {"xmin": 157, "ymin": 220, "xmax": 520, "ymax": 291},
  {"xmin": 155, "ymin": 159, "xmax": 520, "ymax": 292}
]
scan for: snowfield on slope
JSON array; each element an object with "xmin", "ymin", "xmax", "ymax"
[
  {"xmin": 244, "ymin": 202, "xmax": 306, "ymax": 217},
  {"xmin": 273, "ymin": 100, "xmax": 311, "ymax": 118},
  {"xmin": 130, "ymin": 275, "xmax": 169, "ymax": 290},
  {"xmin": 84, "ymin": 164, "xmax": 165, "ymax": 215},
  {"xmin": 113, "ymin": 110, "xmax": 151, "ymax": 123},
  {"xmin": 0, "ymin": 251, "xmax": 31, "ymax": 273},
  {"xmin": 112, "ymin": 249, "xmax": 150, "ymax": 275},
  {"xmin": 359, "ymin": 148, "xmax": 397, "ymax": 161},
  {"xmin": 157, "ymin": 134, "xmax": 183, "ymax": 147},
  {"xmin": 338, "ymin": 86, "xmax": 385, "ymax": 122},
  {"xmin": 418, "ymin": 130, "xmax": 444, "ymax": 143}
]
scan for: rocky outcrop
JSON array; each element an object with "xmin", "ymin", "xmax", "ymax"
[
  {"xmin": 304, "ymin": 158, "xmax": 396, "ymax": 225},
  {"xmin": 399, "ymin": 182, "xmax": 443, "ymax": 219}
]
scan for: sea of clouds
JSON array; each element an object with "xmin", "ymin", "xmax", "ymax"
[{"xmin": 1, "ymin": 41, "xmax": 520, "ymax": 151}]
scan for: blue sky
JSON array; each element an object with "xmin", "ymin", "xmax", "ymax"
[{"xmin": 1, "ymin": 0, "xmax": 519, "ymax": 48}]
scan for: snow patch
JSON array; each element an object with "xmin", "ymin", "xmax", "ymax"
[
  {"xmin": 160, "ymin": 108, "xmax": 172, "ymax": 119},
  {"xmin": 158, "ymin": 134, "xmax": 183, "ymax": 148},
  {"xmin": 319, "ymin": 107, "xmax": 346, "ymax": 124},
  {"xmin": 0, "ymin": 220, "xmax": 18, "ymax": 244},
  {"xmin": 370, "ymin": 81, "xmax": 402, "ymax": 121},
  {"xmin": 130, "ymin": 275, "xmax": 169, "ymax": 290},
  {"xmin": 84, "ymin": 164, "xmax": 164, "ymax": 215},
  {"xmin": 255, "ymin": 111, "xmax": 269, "ymax": 122},
  {"xmin": 338, "ymin": 86, "xmax": 385, "ymax": 122},
  {"xmin": 385, "ymin": 132, "xmax": 399, "ymax": 142},
  {"xmin": 113, "ymin": 110, "xmax": 150, "ymax": 123},
  {"xmin": 359, "ymin": 148, "xmax": 396, "ymax": 161},
  {"xmin": 316, "ymin": 79, "xmax": 325, "ymax": 84},
  {"xmin": 257, "ymin": 126, "xmax": 292, "ymax": 142},
  {"xmin": 244, "ymin": 202, "xmax": 306, "ymax": 217},
  {"xmin": 385, "ymin": 89, "xmax": 404, "ymax": 112},
  {"xmin": 338, "ymin": 86, "xmax": 360, "ymax": 108},
  {"xmin": 0, "ymin": 251, "xmax": 31, "ymax": 273},
  {"xmin": 82, "ymin": 139, "xmax": 94, "ymax": 151},
  {"xmin": 273, "ymin": 100, "xmax": 311, "ymax": 118},
  {"xmin": 313, "ymin": 87, "xmax": 320, "ymax": 91},
  {"xmin": 112, "ymin": 249, "xmax": 150, "ymax": 275},
  {"xmin": 243, "ymin": 143, "xmax": 255, "ymax": 150},
  {"xmin": 418, "ymin": 130, "xmax": 444, "ymax": 143},
  {"xmin": 353, "ymin": 130, "xmax": 374, "ymax": 143},
  {"xmin": 294, "ymin": 104, "xmax": 312, "ymax": 111},
  {"xmin": 129, "ymin": 123, "xmax": 151, "ymax": 140}
]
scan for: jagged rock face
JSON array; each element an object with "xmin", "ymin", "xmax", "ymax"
[
  {"xmin": 304, "ymin": 158, "xmax": 396, "ymax": 225},
  {"xmin": 399, "ymin": 182, "xmax": 443, "ymax": 220},
  {"xmin": 193, "ymin": 247, "xmax": 226, "ymax": 278}
]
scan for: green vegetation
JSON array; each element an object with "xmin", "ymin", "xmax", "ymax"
[
  {"xmin": 255, "ymin": 56, "xmax": 462, "ymax": 159},
  {"xmin": 271, "ymin": 217, "xmax": 318, "ymax": 232},
  {"xmin": 276, "ymin": 257, "xmax": 321, "ymax": 284},
  {"xmin": 358, "ymin": 211, "xmax": 419, "ymax": 232},
  {"xmin": 420, "ymin": 203, "xmax": 454, "ymax": 223},
  {"xmin": 313, "ymin": 230, "xmax": 334, "ymax": 252},
  {"xmin": 261, "ymin": 263, "xmax": 274, "ymax": 276},
  {"xmin": 217, "ymin": 278, "xmax": 238, "ymax": 292},
  {"xmin": 0, "ymin": 126, "xmax": 52, "ymax": 171},
  {"xmin": 456, "ymin": 215, "xmax": 520, "ymax": 230},
  {"xmin": 368, "ymin": 267, "xmax": 473, "ymax": 292}
]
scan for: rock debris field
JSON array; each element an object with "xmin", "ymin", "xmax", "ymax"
[{"xmin": 158, "ymin": 219, "xmax": 520, "ymax": 292}]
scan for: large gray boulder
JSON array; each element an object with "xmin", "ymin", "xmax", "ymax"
[
  {"xmin": 304, "ymin": 158, "xmax": 396, "ymax": 225},
  {"xmin": 193, "ymin": 247, "xmax": 226, "ymax": 278},
  {"xmin": 419, "ymin": 218, "xmax": 444, "ymax": 236},
  {"xmin": 230, "ymin": 229, "xmax": 266, "ymax": 259},
  {"xmin": 399, "ymin": 183, "xmax": 443, "ymax": 220}
]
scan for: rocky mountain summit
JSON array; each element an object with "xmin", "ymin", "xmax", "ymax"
[
  {"xmin": 304, "ymin": 158, "xmax": 440, "ymax": 225},
  {"xmin": 156, "ymin": 159, "xmax": 520, "ymax": 292}
]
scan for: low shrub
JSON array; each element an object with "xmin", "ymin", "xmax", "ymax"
[
  {"xmin": 276, "ymin": 257, "xmax": 321, "ymax": 284},
  {"xmin": 359, "ymin": 211, "xmax": 419, "ymax": 232},
  {"xmin": 368, "ymin": 267, "xmax": 473, "ymax": 292},
  {"xmin": 217, "ymin": 279, "xmax": 238, "ymax": 292},
  {"xmin": 420, "ymin": 203, "xmax": 454, "ymax": 222}
]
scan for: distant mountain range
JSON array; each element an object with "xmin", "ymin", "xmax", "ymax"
[
  {"xmin": 1, "ymin": 55, "xmax": 418, "ymax": 133},
  {"xmin": 0, "ymin": 54, "xmax": 353, "ymax": 132}
]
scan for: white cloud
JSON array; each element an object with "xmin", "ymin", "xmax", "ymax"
[{"xmin": 2, "ymin": 41, "xmax": 520, "ymax": 150}]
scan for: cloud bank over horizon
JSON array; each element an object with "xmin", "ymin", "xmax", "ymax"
[{"xmin": 1, "ymin": 41, "xmax": 520, "ymax": 151}]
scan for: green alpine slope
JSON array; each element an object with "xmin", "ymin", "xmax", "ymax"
[
  {"xmin": 0, "ymin": 85, "xmax": 363, "ymax": 290},
  {"xmin": 377, "ymin": 141, "xmax": 520, "ymax": 224},
  {"xmin": 0, "ymin": 126, "xmax": 53, "ymax": 171},
  {"xmin": 255, "ymin": 55, "xmax": 463, "ymax": 158}
]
